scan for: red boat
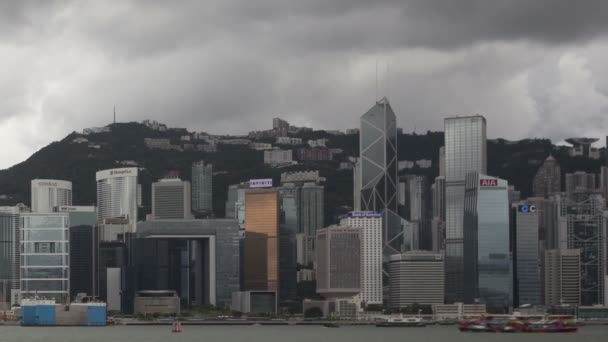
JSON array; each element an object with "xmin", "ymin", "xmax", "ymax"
[{"xmin": 458, "ymin": 318, "xmax": 578, "ymax": 333}]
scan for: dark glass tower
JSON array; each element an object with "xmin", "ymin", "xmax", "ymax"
[{"xmin": 359, "ymin": 97, "xmax": 401, "ymax": 255}]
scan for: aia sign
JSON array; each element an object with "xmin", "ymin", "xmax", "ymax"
[{"xmin": 479, "ymin": 179, "xmax": 498, "ymax": 187}]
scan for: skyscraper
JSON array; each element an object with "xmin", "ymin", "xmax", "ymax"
[
  {"xmin": 431, "ymin": 177, "xmax": 446, "ymax": 253},
  {"xmin": 407, "ymin": 176, "xmax": 431, "ymax": 250},
  {"xmin": 359, "ymin": 97, "xmax": 400, "ymax": 254},
  {"xmin": 191, "ymin": 161, "xmax": 213, "ymax": 217},
  {"xmin": 544, "ymin": 249, "xmax": 581, "ymax": 306},
  {"xmin": 152, "ymin": 178, "xmax": 192, "ymax": 220},
  {"xmin": 565, "ymin": 171, "xmax": 597, "ymax": 195},
  {"xmin": 532, "ymin": 156, "xmax": 561, "ymax": 198},
  {"xmin": 31, "ymin": 179, "xmax": 72, "ymax": 213},
  {"xmin": 0, "ymin": 206, "xmax": 21, "ymax": 308},
  {"xmin": 463, "ymin": 173, "xmax": 511, "ymax": 312},
  {"xmin": 600, "ymin": 166, "xmax": 608, "ymax": 203},
  {"xmin": 315, "ymin": 226, "xmax": 361, "ymax": 297},
  {"xmin": 96, "ymin": 167, "xmax": 138, "ymax": 241},
  {"xmin": 512, "ymin": 201, "xmax": 542, "ymax": 306},
  {"xmin": 65, "ymin": 207, "xmax": 98, "ymax": 300},
  {"xmin": 244, "ymin": 189, "xmax": 280, "ymax": 297},
  {"xmin": 20, "ymin": 213, "xmax": 70, "ymax": 303},
  {"xmin": 300, "ymin": 183, "xmax": 324, "ymax": 237},
  {"xmin": 340, "ymin": 212, "xmax": 383, "ymax": 305},
  {"xmin": 560, "ymin": 192, "xmax": 605, "ymax": 305},
  {"xmin": 444, "ymin": 115, "xmax": 487, "ymax": 304},
  {"xmin": 388, "ymin": 251, "xmax": 445, "ymax": 308},
  {"xmin": 353, "ymin": 159, "xmax": 361, "ymax": 211},
  {"xmin": 279, "ymin": 171, "xmax": 325, "ymax": 237}
]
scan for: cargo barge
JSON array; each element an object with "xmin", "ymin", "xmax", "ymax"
[{"xmin": 20, "ymin": 299, "xmax": 107, "ymax": 326}]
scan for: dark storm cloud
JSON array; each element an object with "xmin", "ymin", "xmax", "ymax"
[{"xmin": 1, "ymin": 0, "xmax": 608, "ymax": 167}]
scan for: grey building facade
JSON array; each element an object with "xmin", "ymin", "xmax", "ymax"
[
  {"xmin": 316, "ymin": 226, "xmax": 361, "ymax": 296},
  {"xmin": 133, "ymin": 219, "xmax": 240, "ymax": 309},
  {"xmin": 512, "ymin": 202, "xmax": 542, "ymax": 306},
  {"xmin": 152, "ymin": 178, "xmax": 192, "ymax": 220},
  {"xmin": 388, "ymin": 251, "xmax": 444, "ymax": 308}
]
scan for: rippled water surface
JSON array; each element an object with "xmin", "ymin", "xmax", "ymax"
[{"xmin": 3, "ymin": 324, "xmax": 607, "ymax": 342}]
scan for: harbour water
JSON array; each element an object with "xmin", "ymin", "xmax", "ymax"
[{"xmin": 2, "ymin": 325, "xmax": 607, "ymax": 342}]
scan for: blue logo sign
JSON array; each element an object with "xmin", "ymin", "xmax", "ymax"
[{"xmin": 518, "ymin": 204, "xmax": 536, "ymax": 213}]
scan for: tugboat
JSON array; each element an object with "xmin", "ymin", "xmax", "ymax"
[{"xmin": 171, "ymin": 320, "xmax": 183, "ymax": 333}]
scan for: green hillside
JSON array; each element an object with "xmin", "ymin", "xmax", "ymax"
[{"xmin": 0, "ymin": 122, "xmax": 603, "ymax": 225}]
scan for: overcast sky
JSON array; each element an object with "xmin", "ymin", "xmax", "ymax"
[{"xmin": 2, "ymin": 0, "xmax": 608, "ymax": 168}]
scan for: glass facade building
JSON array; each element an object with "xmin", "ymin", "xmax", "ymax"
[
  {"xmin": 359, "ymin": 97, "xmax": 401, "ymax": 254},
  {"xmin": 191, "ymin": 161, "xmax": 213, "ymax": 216},
  {"xmin": 463, "ymin": 173, "xmax": 511, "ymax": 312},
  {"xmin": 0, "ymin": 207, "xmax": 21, "ymax": 307},
  {"xmin": 444, "ymin": 115, "xmax": 486, "ymax": 304},
  {"xmin": 512, "ymin": 202, "xmax": 542, "ymax": 306},
  {"xmin": 20, "ymin": 213, "xmax": 70, "ymax": 303},
  {"xmin": 244, "ymin": 189, "xmax": 280, "ymax": 296}
]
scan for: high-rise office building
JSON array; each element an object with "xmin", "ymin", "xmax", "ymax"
[
  {"xmin": 444, "ymin": 115, "xmax": 487, "ymax": 304},
  {"xmin": 388, "ymin": 251, "xmax": 444, "ymax": 308},
  {"xmin": 191, "ymin": 161, "xmax": 213, "ymax": 216},
  {"xmin": 439, "ymin": 146, "xmax": 446, "ymax": 177},
  {"xmin": 279, "ymin": 186, "xmax": 298, "ymax": 303},
  {"xmin": 544, "ymin": 249, "xmax": 581, "ymax": 305},
  {"xmin": 0, "ymin": 206, "xmax": 21, "ymax": 308},
  {"xmin": 279, "ymin": 171, "xmax": 325, "ymax": 238},
  {"xmin": 20, "ymin": 213, "xmax": 70, "ymax": 303},
  {"xmin": 432, "ymin": 177, "xmax": 446, "ymax": 221},
  {"xmin": 431, "ymin": 177, "xmax": 446, "ymax": 253},
  {"xmin": 359, "ymin": 97, "xmax": 401, "ymax": 255},
  {"xmin": 244, "ymin": 189, "xmax": 280, "ymax": 296},
  {"xmin": 152, "ymin": 178, "xmax": 192, "ymax": 220},
  {"xmin": 565, "ymin": 171, "xmax": 597, "ymax": 195},
  {"xmin": 600, "ymin": 166, "xmax": 608, "ymax": 203},
  {"xmin": 31, "ymin": 179, "xmax": 72, "ymax": 213},
  {"xmin": 58, "ymin": 206, "xmax": 98, "ymax": 300},
  {"xmin": 532, "ymin": 156, "xmax": 561, "ymax": 198},
  {"xmin": 560, "ymin": 192, "xmax": 605, "ymax": 305},
  {"xmin": 340, "ymin": 212, "xmax": 383, "ymax": 305},
  {"xmin": 512, "ymin": 201, "xmax": 542, "ymax": 306},
  {"xmin": 300, "ymin": 183, "xmax": 324, "ymax": 237},
  {"xmin": 408, "ymin": 176, "xmax": 431, "ymax": 250},
  {"xmin": 463, "ymin": 173, "xmax": 511, "ymax": 312},
  {"xmin": 353, "ymin": 159, "xmax": 361, "ymax": 211},
  {"xmin": 96, "ymin": 167, "xmax": 138, "ymax": 241},
  {"xmin": 315, "ymin": 226, "xmax": 361, "ymax": 297}
]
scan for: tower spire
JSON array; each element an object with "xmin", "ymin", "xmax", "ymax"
[{"xmin": 113, "ymin": 106, "xmax": 116, "ymax": 124}]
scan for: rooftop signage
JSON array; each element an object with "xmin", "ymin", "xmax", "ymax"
[
  {"xmin": 339, "ymin": 212, "xmax": 383, "ymax": 219},
  {"xmin": 249, "ymin": 179, "xmax": 273, "ymax": 188},
  {"xmin": 96, "ymin": 167, "xmax": 138, "ymax": 181},
  {"xmin": 480, "ymin": 179, "xmax": 498, "ymax": 187}
]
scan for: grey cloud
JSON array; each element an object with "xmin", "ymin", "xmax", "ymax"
[{"xmin": 1, "ymin": 1, "xmax": 608, "ymax": 168}]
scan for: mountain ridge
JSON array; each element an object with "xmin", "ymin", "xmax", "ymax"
[{"xmin": 0, "ymin": 121, "xmax": 603, "ymax": 224}]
